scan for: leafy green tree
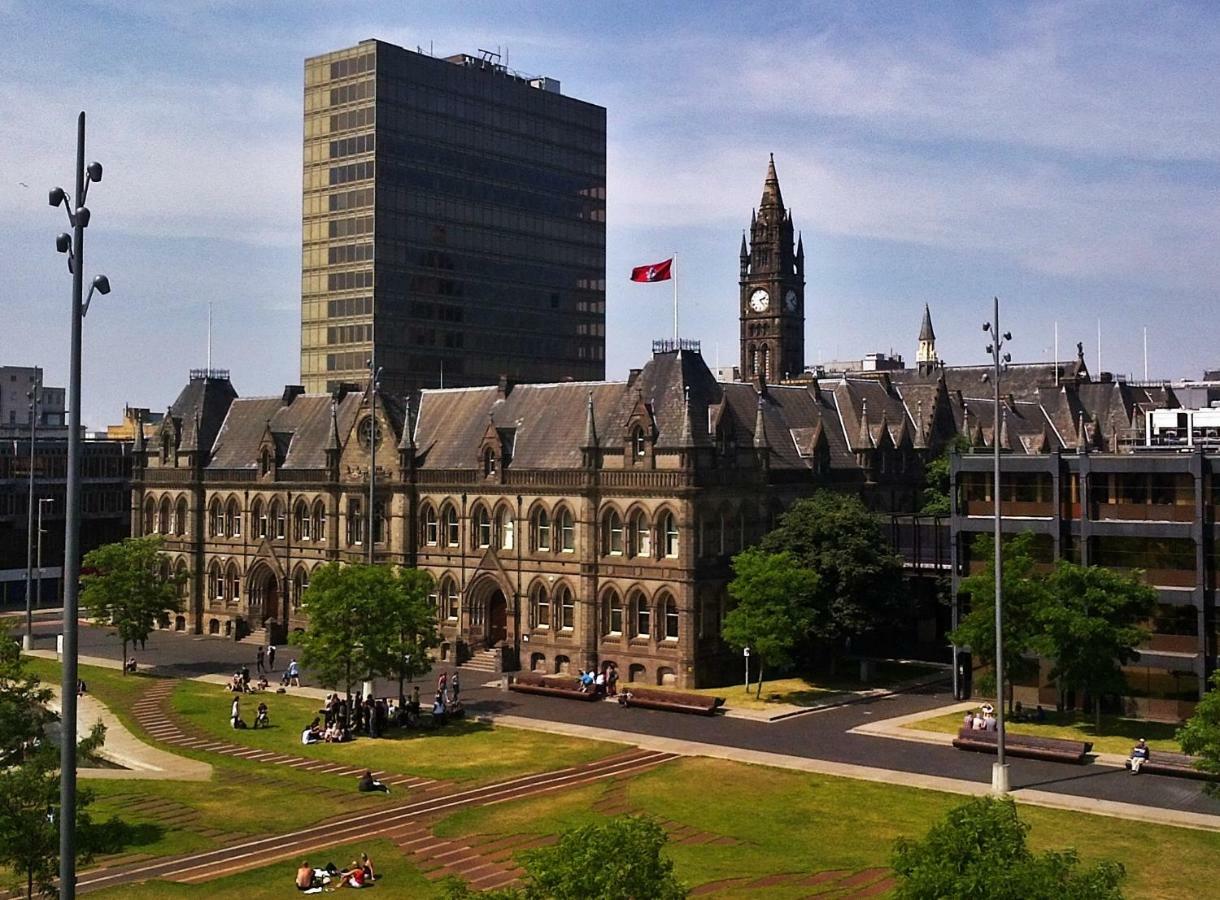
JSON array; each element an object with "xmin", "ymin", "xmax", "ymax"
[
  {"xmin": 723, "ymin": 549, "xmax": 819, "ymax": 697},
  {"xmin": 1038, "ymin": 562, "xmax": 1157, "ymax": 725},
  {"xmin": 442, "ymin": 816, "xmax": 685, "ymax": 900},
  {"xmin": 759, "ymin": 491, "xmax": 903, "ymax": 660},
  {"xmin": 949, "ymin": 533, "xmax": 1047, "ymax": 712},
  {"xmin": 920, "ymin": 435, "xmax": 971, "ymax": 516},
  {"xmin": 80, "ymin": 536, "xmax": 184, "ymax": 675},
  {"xmin": 300, "ymin": 563, "xmax": 439, "ymax": 718},
  {"xmin": 0, "ymin": 639, "xmax": 53, "ymax": 763},
  {"xmin": 1178, "ymin": 670, "xmax": 1220, "ymax": 792},
  {"xmin": 892, "ymin": 797, "xmax": 1126, "ymax": 899}
]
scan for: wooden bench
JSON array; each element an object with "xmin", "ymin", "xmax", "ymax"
[
  {"xmin": 1125, "ymin": 750, "xmax": 1213, "ymax": 780},
  {"xmin": 509, "ymin": 673, "xmax": 600, "ymax": 702},
  {"xmin": 622, "ymin": 687, "xmax": 724, "ymax": 716},
  {"xmin": 952, "ymin": 727, "xmax": 1093, "ymax": 764}
]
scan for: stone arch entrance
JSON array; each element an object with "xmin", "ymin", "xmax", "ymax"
[
  {"xmin": 467, "ymin": 576, "xmax": 512, "ymax": 649},
  {"xmin": 246, "ymin": 564, "xmax": 279, "ymax": 630}
]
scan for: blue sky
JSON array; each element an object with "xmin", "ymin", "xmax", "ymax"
[{"xmin": 2, "ymin": 1, "xmax": 1218, "ymax": 427}]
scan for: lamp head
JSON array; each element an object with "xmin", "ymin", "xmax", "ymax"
[
  {"xmin": 92, "ymin": 274, "xmax": 111, "ymax": 295},
  {"xmin": 76, "ymin": 206, "xmax": 91, "ymax": 228},
  {"xmin": 985, "ymin": 344, "xmax": 993, "ymax": 355},
  {"xmin": 55, "ymin": 233, "xmax": 71, "ymax": 253},
  {"xmin": 86, "ymin": 161, "xmax": 103, "ymax": 183},
  {"xmin": 1003, "ymin": 331, "xmax": 1012, "ymax": 341},
  {"xmin": 48, "ymin": 187, "xmax": 66, "ymax": 208},
  {"xmin": 982, "ymin": 322, "xmax": 991, "ymax": 332},
  {"xmin": 1003, "ymin": 352, "xmax": 1012, "ymax": 363}
]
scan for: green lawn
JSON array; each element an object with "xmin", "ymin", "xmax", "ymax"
[
  {"xmin": 86, "ymin": 839, "xmax": 439, "ymax": 899},
  {"xmin": 436, "ymin": 755, "xmax": 1220, "ymax": 900},
  {"xmin": 905, "ymin": 708, "xmax": 1183, "ymax": 755},
  {"xmin": 170, "ymin": 679, "xmax": 622, "ymax": 784},
  {"xmin": 659, "ymin": 660, "xmax": 944, "ymax": 710}
]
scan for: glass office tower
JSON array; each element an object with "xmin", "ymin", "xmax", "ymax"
[{"xmin": 302, "ymin": 40, "xmax": 607, "ymax": 394}]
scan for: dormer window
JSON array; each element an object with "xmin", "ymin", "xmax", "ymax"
[
  {"xmin": 260, "ymin": 450, "xmax": 271, "ymax": 476},
  {"xmin": 632, "ymin": 427, "xmax": 646, "ymax": 458},
  {"xmin": 483, "ymin": 447, "xmax": 497, "ymax": 477}
]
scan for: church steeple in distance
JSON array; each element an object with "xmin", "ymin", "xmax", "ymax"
[
  {"xmin": 740, "ymin": 154, "xmax": 805, "ymax": 383},
  {"xmin": 917, "ymin": 303, "xmax": 938, "ymax": 375}
]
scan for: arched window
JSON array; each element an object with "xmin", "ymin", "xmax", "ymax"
[
  {"xmin": 226, "ymin": 563, "xmax": 240, "ymax": 604},
  {"xmin": 630, "ymin": 511, "xmax": 651, "ymax": 558},
  {"xmin": 441, "ymin": 578, "xmax": 459, "ymax": 620},
  {"xmin": 347, "ymin": 498, "xmax": 364, "ymax": 545},
  {"xmin": 498, "ymin": 506, "xmax": 514, "ymax": 550},
  {"xmin": 174, "ymin": 559, "xmax": 189, "ymax": 602},
  {"xmin": 174, "ymin": 497, "xmax": 188, "ymax": 536},
  {"xmin": 270, "ymin": 498, "xmax": 286, "ymax": 540},
  {"xmin": 423, "ymin": 505, "xmax": 438, "ymax": 545},
  {"xmin": 226, "ymin": 498, "xmax": 241, "ymax": 538},
  {"xmin": 292, "ymin": 567, "xmax": 309, "ymax": 611},
  {"xmin": 631, "ymin": 426, "xmax": 646, "ymax": 458},
  {"xmin": 483, "ymin": 447, "xmax": 497, "ymax": 477},
  {"xmin": 158, "ymin": 496, "xmax": 171, "ymax": 535},
  {"xmin": 144, "ymin": 497, "xmax": 156, "ymax": 535},
  {"xmin": 603, "ymin": 590, "xmax": 623, "ymax": 636},
  {"xmin": 532, "ymin": 507, "xmax": 551, "ymax": 552},
  {"xmin": 662, "ymin": 511, "xmax": 679, "ymax": 558},
  {"xmin": 372, "ymin": 500, "xmax": 386, "ymax": 545},
  {"xmin": 209, "ymin": 498, "xmax": 222, "ymax": 537},
  {"xmin": 208, "ymin": 560, "xmax": 223, "ymax": 600},
  {"xmin": 558, "ymin": 507, "xmax": 575, "ymax": 553},
  {"xmin": 633, "ymin": 593, "xmax": 651, "ymax": 638},
  {"xmin": 293, "ymin": 500, "xmax": 310, "ymax": 541},
  {"xmin": 663, "ymin": 595, "xmax": 679, "ymax": 640},
  {"xmin": 474, "ymin": 505, "xmax": 491, "ymax": 548},
  {"xmin": 312, "ymin": 500, "xmax": 326, "ymax": 541},
  {"xmin": 443, "ymin": 505, "xmax": 459, "ymax": 547},
  {"xmin": 558, "ymin": 585, "xmax": 575, "ymax": 631},
  {"xmin": 252, "ymin": 498, "xmax": 267, "ymax": 539},
  {"xmin": 532, "ymin": 584, "xmax": 550, "ymax": 628},
  {"xmin": 603, "ymin": 509, "xmax": 623, "ymax": 556}
]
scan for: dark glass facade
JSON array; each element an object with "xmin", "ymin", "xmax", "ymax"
[{"xmin": 302, "ymin": 40, "xmax": 607, "ymax": 394}]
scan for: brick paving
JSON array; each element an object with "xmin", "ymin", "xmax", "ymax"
[{"xmin": 689, "ymin": 867, "xmax": 895, "ymax": 898}]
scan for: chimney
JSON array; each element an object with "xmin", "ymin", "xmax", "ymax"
[{"xmin": 281, "ymin": 385, "xmax": 305, "ymax": 406}]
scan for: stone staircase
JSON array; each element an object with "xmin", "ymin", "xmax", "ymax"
[{"xmin": 460, "ymin": 648, "xmax": 502, "ymax": 675}]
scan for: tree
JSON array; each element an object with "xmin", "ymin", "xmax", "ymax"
[
  {"xmin": 80, "ymin": 536, "xmax": 184, "ymax": 675},
  {"xmin": 1037, "ymin": 562, "xmax": 1157, "ymax": 725},
  {"xmin": 442, "ymin": 815, "xmax": 686, "ymax": 900},
  {"xmin": 722, "ymin": 549, "xmax": 819, "ymax": 697},
  {"xmin": 1177, "ymin": 670, "xmax": 1220, "ymax": 792},
  {"xmin": 949, "ymin": 533, "xmax": 1047, "ymax": 712},
  {"xmin": 759, "ymin": 491, "xmax": 903, "ymax": 660},
  {"xmin": 0, "ymin": 639, "xmax": 53, "ymax": 764},
  {"xmin": 299, "ymin": 563, "xmax": 439, "ymax": 720},
  {"xmin": 919, "ymin": 435, "xmax": 971, "ymax": 517},
  {"xmin": 892, "ymin": 797, "xmax": 1126, "ymax": 900}
]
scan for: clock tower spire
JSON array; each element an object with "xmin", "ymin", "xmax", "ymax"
[{"xmin": 740, "ymin": 154, "xmax": 804, "ymax": 382}]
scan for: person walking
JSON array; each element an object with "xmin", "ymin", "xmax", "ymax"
[
  {"xmin": 287, "ymin": 658, "xmax": 301, "ymax": 687},
  {"xmin": 267, "ymin": 644, "xmax": 277, "ymax": 671},
  {"xmin": 437, "ymin": 671, "xmax": 448, "ymax": 700},
  {"xmin": 256, "ymin": 645, "xmax": 265, "ymax": 675},
  {"xmin": 449, "ymin": 671, "xmax": 461, "ymax": 704}
]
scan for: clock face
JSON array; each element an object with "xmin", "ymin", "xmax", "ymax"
[
  {"xmin": 785, "ymin": 289, "xmax": 798, "ymax": 312},
  {"xmin": 748, "ymin": 289, "xmax": 770, "ymax": 312}
]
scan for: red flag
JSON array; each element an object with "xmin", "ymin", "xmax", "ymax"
[{"xmin": 630, "ymin": 258, "xmax": 673, "ymax": 283}]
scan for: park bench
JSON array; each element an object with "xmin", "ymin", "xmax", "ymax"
[
  {"xmin": 952, "ymin": 727, "xmax": 1093, "ymax": 763},
  {"xmin": 509, "ymin": 672, "xmax": 599, "ymax": 702},
  {"xmin": 622, "ymin": 687, "xmax": 724, "ymax": 716},
  {"xmin": 1125, "ymin": 750, "xmax": 1213, "ymax": 780}
]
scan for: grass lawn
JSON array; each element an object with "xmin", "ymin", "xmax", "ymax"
[
  {"xmin": 436, "ymin": 756, "xmax": 1220, "ymax": 900},
  {"xmin": 171, "ymin": 679, "xmax": 622, "ymax": 784},
  {"xmin": 904, "ymin": 708, "xmax": 1183, "ymax": 755},
  {"xmin": 86, "ymin": 839, "xmax": 440, "ymax": 899},
  {"xmin": 660, "ymin": 660, "xmax": 944, "ymax": 710}
]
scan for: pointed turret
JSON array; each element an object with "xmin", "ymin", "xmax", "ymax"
[
  {"xmin": 760, "ymin": 153, "xmax": 784, "ymax": 211},
  {"xmin": 857, "ymin": 400, "xmax": 875, "ymax": 449},
  {"xmin": 919, "ymin": 304, "xmax": 936, "ymax": 342},
  {"xmin": 917, "ymin": 304, "xmax": 938, "ymax": 374},
  {"xmin": 581, "ymin": 390, "xmax": 599, "ymax": 469},
  {"xmin": 397, "ymin": 395, "xmax": 415, "ymax": 452},
  {"xmin": 1077, "ymin": 412, "xmax": 1090, "ymax": 455},
  {"xmin": 998, "ymin": 408, "xmax": 1011, "ymax": 451},
  {"xmin": 753, "ymin": 394, "xmax": 769, "ymax": 450},
  {"xmin": 132, "ymin": 409, "xmax": 145, "ymax": 454},
  {"xmin": 795, "ymin": 232, "xmax": 805, "ymax": 276},
  {"xmin": 325, "ymin": 400, "xmax": 340, "ymax": 453},
  {"xmin": 739, "ymin": 231, "xmax": 749, "ymax": 278},
  {"xmin": 678, "ymin": 387, "xmax": 695, "ymax": 448}
]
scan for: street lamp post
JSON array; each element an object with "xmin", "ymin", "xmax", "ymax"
[
  {"xmin": 23, "ymin": 375, "xmax": 41, "ymax": 650},
  {"xmin": 48, "ymin": 111, "xmax": 110, "ymax": 900},
  {"xmin": 367, "ymin": 362, "xmax": 382, "ymax": 566},
  {"xmin": 983, "ymin": 297, "xmax": 1012, "ymax": 795},
  {"xmin": 37, "ymin": 497, "xmax": 54, "ymax": 612}
]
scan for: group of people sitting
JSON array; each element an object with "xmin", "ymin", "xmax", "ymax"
[
  {"xmin": 577, "ymin": 662, "xmax": 619, "ymax": 698},
  {"xmin": 963, "ymin": 703, "xmax": 999, "ymax": 732},
  {"xmin": 301, "ymin": 716, "xmax": 348, "ymax": 745},
  {"xmin": 296, "ymin": 854, "xmax": 376, "ymax": 892},
  {"xmin": 227, "ymin": 665, "xmax": 271, "ymax": 694},
  {"xmin": 230, "ymin": 696, "xmax": 269, "ymax": 730}
]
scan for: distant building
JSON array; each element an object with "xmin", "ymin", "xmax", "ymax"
[
  {"xmin": 106, "ymin": 405, "xmax": 165, "ymax": 442},
  {"xmin": 0, "ymin": 366, "xmax": 66, "ymax": 438},
  {"xmin": 300, "ymin": 40, "xmax": 607, "ymax": 396}
]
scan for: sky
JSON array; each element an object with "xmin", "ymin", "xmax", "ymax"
[{"xmin": 2, "ymin": 1, "xmax": 1219, "ymax": 429}]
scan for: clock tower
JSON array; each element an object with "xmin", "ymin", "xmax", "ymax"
[{"xmin": 740, "ymin": 155, "xmax": 804, "ymax": 383}]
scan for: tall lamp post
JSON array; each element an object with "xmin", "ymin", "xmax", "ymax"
[
  {"xmin": 982, "ymin": 297, "xmax": 1011, "ymax": 795},
  {"xmin": 37, "ymin": 497, "xmax": 54, "ymax": 612},
  {"xmin": 23, "ymin": 374, "xmax": 41, "ymax": 650},
  {"xmin": 48, "ymin": 111, "xmax": 110, "ymax": 900},
  {"xmin": 366, "ymin": 356, "xmax": 382, "ymax": 566}
]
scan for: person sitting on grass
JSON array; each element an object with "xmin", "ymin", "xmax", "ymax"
[
  {"xmin": 301, "ymin": 718, "xmax": 322, "ymax": 745},
  {"xmin": 254, "ymin": 674, "xmax": 269, "ymax": 692},
  {"xmin": 360, "ymin": 853, "xmax": 376, "ymax": 882},
  {"xmin": 296, "ymin": 860, "xmax": 316, "ymax": 891},
  {"xmin": 339, "ymin": 860, "xmax": 367, "ymax": 888},
  {"xmin": 357, "ymin": 769, "xmax": 389, "ymax": 793},
  {"xmin": 324, "ymin": 720, "xmax": 347, "ymax": 743},
  {"xmin": 1129, "ymin": 738, "xmax": 1151, "ymax": 774}
]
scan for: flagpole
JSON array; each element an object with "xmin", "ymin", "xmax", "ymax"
[{"xmin": 672, "ymin": 252, "xmax": 679, "ymax": 342}]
